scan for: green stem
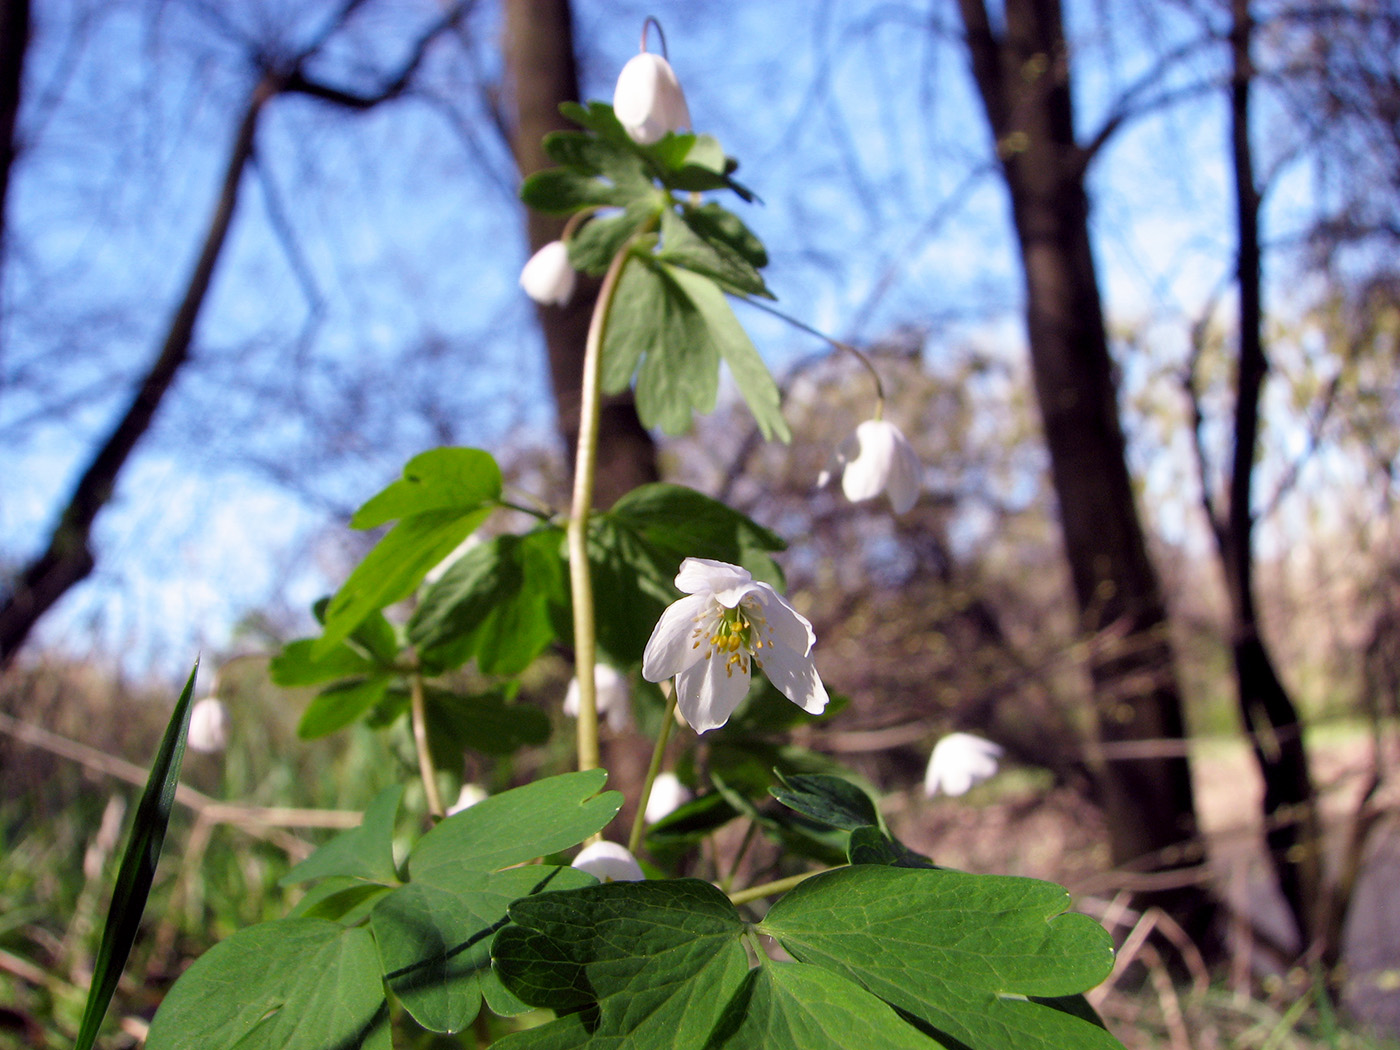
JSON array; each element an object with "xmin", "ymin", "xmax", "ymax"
[
  {"xmin": 409, "ymin": 668, "xmax": 443, "ymax": 818},
  {"xmin": 727, "ymin": 868, "xmax": 831, "ymax": 907},
  {"xmin": 721, "ymin": 819, "xmax": 759, "ymax": 893},
  {"xmin": 628, "ymin": 687, "xmax": 679, "ymax": 854},
  {"xmin": 735, "ymin": 295, "xmax": 887, "ymax": 413},
  {"xmin": 567, "ymin": 246, "xmax": 633, "ymax": 772}
]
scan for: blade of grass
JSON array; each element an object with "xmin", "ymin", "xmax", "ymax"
[{"xmin": 73, "ymin": 660, "xmax": 199, "ymax": 1050}]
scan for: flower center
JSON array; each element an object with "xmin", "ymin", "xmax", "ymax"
[{"xmin": 693, "ymin": 599, "xmax": 770, "ymax": 678}]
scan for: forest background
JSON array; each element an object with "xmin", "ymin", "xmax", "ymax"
[{"xmin": 1, "ymin": 0, "xmax": 1398, "ymax": 1046}]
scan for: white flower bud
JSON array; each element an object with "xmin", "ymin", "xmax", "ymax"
[
  {"xmin": 187, "ymin": 697, "xmax": 230, "ymax": 754},
  {"xmin": 644, "ymin": 772, "xmax": 692, "ymax": 824},
  {"xmin": 571, "ymin": 840, "xmax": 645, "ymax": 882},
  {"xmin": 563, "ymin": 663, "xmax": 633, "ymax": 732},
  {"xmin": 447, "ymin": 783, "xmax": 487, "ymax": 815},
  {"xmin": 519, "ymin": 240, "xmax": 576, "ymax": 306},
  {"xmin": 923, "ymin": 733, "xmax": 1003, "ymax": 797},
  {"xmin": 613, "ymin": 52, "xmax": 691, "ymax": 145}
]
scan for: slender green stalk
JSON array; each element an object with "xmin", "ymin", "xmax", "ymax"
[
  {"xmin": 727, "ymin": 868, "xmax": 831, "ymax": 907},
  {"xmin": 567, "ymin": 244, "xmax": 633, "ymax": 772},
  {"xmin": 408, "ymin": 669, "xmax": 443, "ymax": 818},
  {"xmin": 721, "ymin": 819, "xmax": 759, "ymax": 893},
  {"xmin": 628, "ymin": 687, "xmax": 679, "ymax": 854},
  {"xmin": 736, "ymin": 294, "xmax": 887, "ymax": 413}
]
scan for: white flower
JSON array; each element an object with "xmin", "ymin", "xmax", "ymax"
[
  {"xmin": 563, "ymin": 663, "xmax": 633, "ymax": 732},
  {"xmin": 447, "ymin": 783, "xmax": 488, "ymax": 815},
  {"xmin": 613, "ymin": 52, "xmax": 691, "ymax": 144},
  {"xmin": 923, "ymin": 733, "xmax": 1004, "ymax": 797},
  {"xmin": 642, "ymin": 558, "xmax": 828, "ymax": 734},
  {"xmin": 820, "ymin": 419, "xmax": 921, "ymax": 514},
  {"xmin": 571, "ymin": 841, "xmax": 645, "ymax": 882},
  {"xmin": 645, "ymin": 772, "xmax": 692, "ymax": 824},
  {"xmin": 187, "ymin": 697, "xmax": 230, "ymax": 754},
  {"xmin": 519, "ymin": 240, "xmax": 576, "ymax": 306}
]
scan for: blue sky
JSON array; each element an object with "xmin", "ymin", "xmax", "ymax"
[{"xmin": 1, "ymin": 0, "xmax": 1337, "ymax": 675}]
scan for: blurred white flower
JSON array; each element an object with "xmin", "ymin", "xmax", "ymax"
[
  {"xmin": 642, "ymin": 558, "xmax": 828, "ymax": 733},
  {"xmin": 519, "ymin": 240, "xmax": 576, "ymax": 306},
  {"xmin": 571, "ymin": 841, "xmax": 644, "ymax": 882},
  {"xmin": 923, "ymin": 733, "xmax": 1004, "ymax": 797},
  {"xmin": 447, "ymin": 783, "xmax": 488, "ymax": 815},
  {"xmin": 425, "ymin": 533, "xmax": 482, "ymax": 586},
  {"xmin": 187, "ymin": 697, "xmax": 230, "ymax": 754},
  {"xmin": 819, "ymin": 419, "xmax": 921, "ymax": 514},
  {"xmin": 563, "ymin": 663, "xmax": 633, "ymax": 732},
  {"xmin": 644, "ymin": 772, "xmax": 692, "ymax": 824},
  {"xmin": 613, "ymin": 51, "xmax": 691, "ymax": 144}
]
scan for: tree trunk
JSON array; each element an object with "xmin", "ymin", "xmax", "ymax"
[
  {"xmin": 1224, "ymin": 0, "xmax": 1321, "ymax": 957},
  {"xmin": 501, "ymin": 0, "xmax": 658, "ymax": 509},
  {"xmin": 0, "ymin": 0, "xmax": 27, "ymax": 256},
  {"xmin": 955, "ymin": 0, "xmax": 1214, "ymax": 941}
]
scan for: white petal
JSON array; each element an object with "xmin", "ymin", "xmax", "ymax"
[
  {"xmin": 675, "ymin": 653, "xmax": 752, "ymax": 733},
  {"xmin": 924, "ymin": 733, "xmax": 1003, "ymax": 797},
  {"xmin": 675, "ymin": 557, "xmax": 751, "ymax": 596},
  {"xmin": 519, "ymin": 240, "xmax": 576, "ymax": 306},
  {"xmin": 840, "ymin": 420, "xmax": 897, "ymax": 503},
  {"xmin": 572, "ymin": 841, "xmax": 644, "ymax": 882},
  {"xmin": 187, "ymin": 697, "xmax": 230, "ymax": 753},
  {"xmin": 749, "ymin": 583, "xmax": 815, "ymax": 656},
  {"xmin": 613, "ymin": 52, "xmax": 690, "ymax": 144},
  {"xmin": 884, "ymin": 425, "xmax": 922, "ymax": 513},
  {"xmin": 642, "ymin": 592, "xmax": 712, "ymax": 682},
  {"xmin": 755, "ymin": 641, "xmax": 829, "ymax": 716},
  {"xmin": 645, "ymin": 772, "xmax": 692, "ymax": 824},
  {"xmin": 447, "ymin": 783, "xmax": 488, "ymax": 815}
]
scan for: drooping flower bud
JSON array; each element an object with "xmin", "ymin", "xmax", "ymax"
[
  {"xmin": 923, "ymin": 733, "xmax": 1003, "ymax": 797},
  {"xmin": 188, "ymin": 697, "xmax": 230, "ymax": 754},
  {"xmin": 447, "ymin": 783, "xmax": 487, "ymax": 815},
  {"xmin": 613, "ymin": 52, "xmax": 691, "ymax": 145},
  {"xmin": 571, "ymin": 840, "xmax": 645, "ymax": 882},
  {"xmin": 819, "ymin": 419, "xmax": 922, "ymax": 514},
  {"xmin": 519, "ymin": 240, "xmax": 576, "ymax": 306}
]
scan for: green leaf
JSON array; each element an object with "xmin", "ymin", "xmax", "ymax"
[
  {"xmin": 288, "ymin": 878, "xmax": 394, "ymax": 924},
  {"xmin": 601, "ymin": 254, "xmax": 720, "ymax": 435},
  {"xmin": 409, "ymin": 769, "xmax": 621, "ymax": 882},
  {"xmin": 666, "ymin": 265, "xmax": 789, "ymax": 442},
  {"xmin": 269, "ymin": 637, "xmax": 378, "ymax": 687},
  {"xmin": 493, "ymin": 879, "xmax": 749, "ymax": 1048},
  {"xmin": 521, "ymin": 168, "xmax": 635, "ymax": 214},
  {"xmin": 282, "ymin": 785, "xmax": 403, "ymax": 886},
  {"xmin": 645, "ymin": 791, "xmax": 741, "ymax": 853},
  {"xmin": 683, "ymin": 202, "xmax": 768, "ymax": 269},
  {"xmin": 568, "ymin": 199, "xmax": 663, "ymax": 276},
  {"xmin": 542, "ymin": 130, "xmax": 652, "ymax": 195},
  {"xmin": 318, "ymin": 506, "xmax": 495, "ymax": 658},
  {"xmin": 372, "ymin": 866, "xmax": 594, "ymax": 1034},
  {"xmin": 409, "ymin": 529, "xmax": 565, "ymax": 676},
  {"xmin": 760, "ymin": 866, "xmax": 1122, "ymax": 1050},
  {"xmin": 846, "ymin": 825, "xmax": 937, "ymax": 868},
  {"xmin": 658, "ymin": 207, "xmax": 771, "ymax": 298},
  {"xmin": 74, "ymin": 662, "xmax": 198, "ymax": 1050},
  {"xmin": 145, "ymin": 919, "xmax": 386, "ymax": 1050},
  {"xmin": 351, "ymin": 448, "xmax": 502, "ymax": 530},
  {"xmin": 706, "ymin": 963, "xmax": 940, "ymax": 1050},
  {"xmin": 297, "ymin": 674, "xmax": 392, "ymax": 739},
  {"xmin": 423, "ymin": 686, "xmax": 551, "ymax": 759},
  {"xmin": 769, "ymin": 773, "xmax": 880, "ymax": 833}
]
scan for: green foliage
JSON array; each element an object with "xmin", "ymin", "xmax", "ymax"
[
  {"xmin": 490, "ymin": 866, "xmax": 1119, "ymax": 1050},
  {"xmin": 316, "ymin": 448, "xmax": 503, "ymax": 657},
  {"xmin": 146, "ymin": 772, "xmax": 623, "ymax": 1046},
  {"xmin": 74, "ymin": 663, "xmax": 199, "ymax": 1050}
]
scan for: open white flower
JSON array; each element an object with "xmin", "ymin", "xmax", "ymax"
[
  {"xmin": 644, "ymin": 772, "xmax": 692, "ymax": 824},
  {"xmin": 519, "ymin": 240, "xmax": 576, "ymax": 306},
  {"xmin": 613, "ymin": 51, "xmax": 691, "ymax": 144},
  {"xmin": 563, "ymin": 663, "xmax": 633, "ymax": 732},
  {"xmin": 447, "ymin": 783, "xmax": 488, "ymax": 815},
  {"xmin": 923, "ymin": 732, "xmax": 1004, "ymax": 797},
  {"xmin": 820, "ymin": 419, "xmax": 921, "ymax": 513},
  {"xmin": 642, "ymin": 558, "xmax": 828, "ymax": 733},
  {"xmin": 187, "ymin": 697, "xmax": 230, "ymax": 754},
  {"xmin": 571, "ymin": 840, "xmax": 645, "ymax": 882}
]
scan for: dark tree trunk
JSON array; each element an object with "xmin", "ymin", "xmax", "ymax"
[
  {"xmin": 0, "ymin": 0, "xmax": 27, "ymax": 255},
  {"xmin": 501, "ymin": 0, "xmax": 658, "ymax": 509},
  {"xmin": 954, "ymin": 0, "xmax": 1214, "ymax": 941},
  {"xmin": 1223, "ymin": 0, "xmax": 1321, "ymax": 957}
]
